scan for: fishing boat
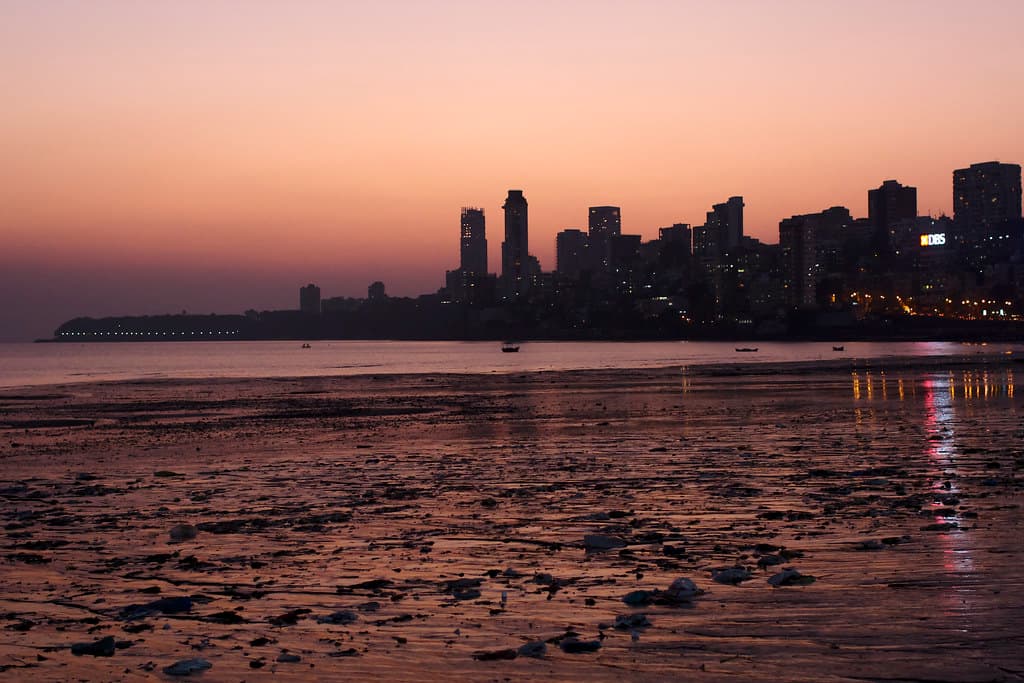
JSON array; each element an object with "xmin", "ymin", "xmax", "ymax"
[{"xmin": 501, "ymin": 342, "xmax": 520, "ymax": 353}]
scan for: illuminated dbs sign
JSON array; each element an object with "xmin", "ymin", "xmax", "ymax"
[{"xmin": 920, "ymin": 233, "xmax": 946, "ymax": 247}]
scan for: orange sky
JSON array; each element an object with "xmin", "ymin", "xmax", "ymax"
[{"xmin": 2, "ymin": 1, "xmax": 1023, "ymax": 339}]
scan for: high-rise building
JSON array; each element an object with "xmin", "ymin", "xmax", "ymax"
[
  {"xmin": 779, "ymin": 215, "xmax": 818, "ymax": 308},
  {"xmin": 655, "ymin": 224, "xmax": 692, "ymax": 271},
  {"xmin": 460, "ymin": 207, "xmax": 487, "ymax": 275},
  {"xmin": 556, "ymin": 229, "xmax": 588, "ymax": 279},
  {"xmin": 588, "ymin": 206, "xmax": 621, "ymax": 239},
  {"xmin": 694, "ymin": 197, "xmax": 743, "ymax": 261},
  {"xmin": 717, "ymin": 196, "xmax": 744, "ymax": 250},
  {"xmin": 299, "ymin": 283, "xmax": 321, "ymax": 315},
  {"xmin": 609, "ymin": 233, "xmax": 641, "ymax": 273},
  {"xmin": 777, "ymin": 206, "xmax": 850, "ymax": 308},
  {"xmin": 953, "ymin": 161, "xmax": 1022, "ymax": 237},
  {"xmin": 501, "ymin": 190, "xmax": 529, "ymax": 297},
  {"xmin": 445, "ymin": 268, "xmax": 496, "ymax": 306},
  {"xmin": 868, "ymin": 180, "xmax": 917, "ymax": 252},
  {"xmin": 367, "ymin": 281, "xmax": 386, "ymax": 300},
  {"xmin": 692, "ymin": 223, "xmax": 712, "ymax": 260},
  {"xmin": 812, "ymin": 206, "xmax": 854, "ymax": 274},
  {"xmin": 659, "ymin": 223, "xmax": 692, "ymax": 254},
  {"xmin": 588, "ymin": 206, "xmax": 621, "ymax": 271}
]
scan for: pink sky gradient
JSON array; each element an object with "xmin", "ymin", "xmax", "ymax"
[{"xmin": 1, "ymin": 1, "xmax": 1023, "ymax": 339}]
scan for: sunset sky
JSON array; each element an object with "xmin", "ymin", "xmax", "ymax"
[{"xmin": 2, "ymin": 0, "xmax": 1023, "ymax": 340}]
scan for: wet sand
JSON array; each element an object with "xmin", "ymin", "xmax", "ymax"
[{"xmin": 1, "ymin": 357, "xmax": 1023, "ymax": 681}]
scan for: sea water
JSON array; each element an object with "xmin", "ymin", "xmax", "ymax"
[{"xmin": 0, "ymin": 340, "xmax": 1017, "ymax": 389}]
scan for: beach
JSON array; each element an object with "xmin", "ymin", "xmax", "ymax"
[{"xmin": 1, "ymin": 357, "xmax": 1022, "ymax": 681}]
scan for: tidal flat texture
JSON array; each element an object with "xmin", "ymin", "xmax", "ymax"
[{"xmin": 1, "ymin": 360, "xmax": 1022, "ymax": 681}]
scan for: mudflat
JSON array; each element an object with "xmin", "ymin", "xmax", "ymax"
[{"xmin": 1, "ymin": 359, "xmax": 1022, "ymax": 681}]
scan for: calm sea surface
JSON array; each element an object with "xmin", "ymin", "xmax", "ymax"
[{"xmin": 0, "ymin": 340, "xmax": 1019, "ymax": 389}]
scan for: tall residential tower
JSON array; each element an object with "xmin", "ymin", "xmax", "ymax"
[
  {"xmin": 954, "ymin": 161, "xmax": 1022, "ymax": 236},
  {"xmin": 694, "ymin": 196, "xmax": 744, "ymax": 262},
  {"xmin": 459, "ymin": 207, "xmax": 487, "ymax": 275},
  {"xmin": 588, "ymin": 206, "xmax": 621, "ymax": 272},
  {"xmin": 556, "ymin": 228, "xmax": 588, "ymax": 280},
  {"xmin": 501, "ymin": 190, "xmax": 530, "ymax": 297},
  {"xmin": 299, "ymin": 283, "xmax": 321, "ymax": 315},
  {"xmin": 868, "ymin": 180, "xmax": 917, "ymax": 252}
]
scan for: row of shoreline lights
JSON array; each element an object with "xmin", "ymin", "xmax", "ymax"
[{"xmin": 59, "ymin": 331, "xmax": 241, "ymax": 336}]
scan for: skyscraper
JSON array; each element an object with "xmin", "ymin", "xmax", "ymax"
[
  {"xmin": 779, "ymin": 214, "xmax": 818, "ymax": 308},
  {"xmin": 460, "ymin": 207, "xmax": 487, "ymax": 275},
  {"xmin": 501, "ymin": 190, "xmax": 529, "ymax": 297},
  {"xmin": 717, "ymin": 196, "xmax": 744, "ymax": 250},
  {"xmin": 588, "ymin": 206, "xmax": 621, "ymax": 239},
  {"xmin": 556, "ymin": 228, "xmax": 588, "ymax": 279},
  {"xmin": 299, "ymin": 283, "xmax": 321, "ymax": 315},
  {"xmin": 658, "ymin": 224, "xmax": 692, "ymax": 255},
  {"xmin": 588, "ymin": 206, "xmax": 621, "ymax": 272},
  {"xmin": 691, "ymin": 223, "xmax": 712, "ymax": 260},
  {"xmin": 812, "ymin": 206, "xmax": 853, "ymax": 274},
  {"xmin": 694, "ymin": 197, "xmax": 743, "ymax": 262},
  {"xmin": 868, "ymin": 180, "xmax": 917, "ymax": 252},
  {"xmin": 657, "ymin": 224, "xmax": 692, "ymax": 270},
  {"xmin": 953, "ymin": 161, "xmax": 1022, "ymax": 237}
]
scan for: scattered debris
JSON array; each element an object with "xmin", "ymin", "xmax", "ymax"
[
  {"xmin": 268, "ymin": 609, "xmax": 312, "ymax": 626},
  {"xmin": 613, "ymin": 613, "xmax": 651, "ymax": 630},
  {"xmin": 472, "ymin": 648, "xmax": 517, "ymax": 661},
  {"xmin": 663, "ymin": 577, "xmax": 703, "ymax": 603},
  {"xmin": 70, "ymin": 636, "xmax": 116, "ymax": 657},
  {"xmin": 317, "ymin": 610, "xmax": 359, "ymax": 625},
  {"xmin": 169, "ymin": 524, "xmax": 198, "ymax": 542},
  {"xmin": 711, "ymin": 567, "xmax": 752, "ymax": 585},
  {"xmin": 768, "ymin": 569, "xmax": 817, "ymax": 587},
  {"xmin": 623, "ymin": 590, "xmax": 652, "ymax": 606},
  {"xmin": 517, "ymin": 641, "xmax": 547, "ymax": 658},
  {"xmin": 583, "ymin": 534, "xmax": 628, "ymax": 551},
  {"xmin": 120, "ymin": 596, "xmax": 193, "ymax": 620},
  {"xmin": 560, "ymin": 638, "xmax": 602, "ymax": 654},
  {"xmin": 162, "ymin": 658, "xmax": 212, "ymax": 676}
]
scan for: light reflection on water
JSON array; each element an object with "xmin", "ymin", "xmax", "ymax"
[
  {"xmin": 851, "ymin": 369, "xmax": 1017, "ymax": 622},
  {"xmin": 921, "ymin": 375, "xmax": 977, "ymax": 620},
  {"xmin": 851, "ymin": 369, "xmax": 1016, "ymax": 404}
]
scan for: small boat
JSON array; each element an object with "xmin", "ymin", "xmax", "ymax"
[
  {"xmin": 833, "ymin": 346, "xmax": 844, "ymax": 351},
  {"xmin": 301, "ymin": 343, "xmax": 311, "ymax": 349},
  {"xmin": 501, "ymin": 342, "xmax": 520, "ymax": 353},
  {"xmin": 735, "ymin": 347, "xmax": 758, "ymax": 353}
]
